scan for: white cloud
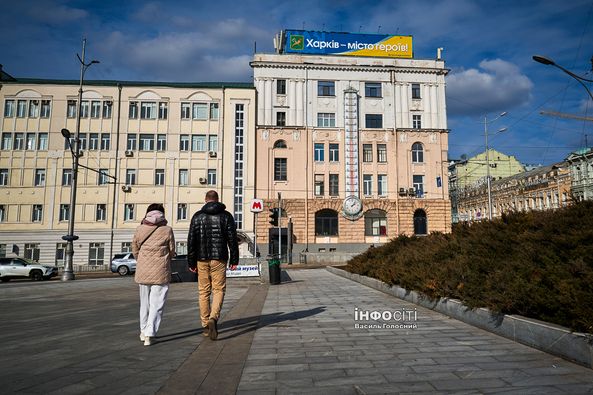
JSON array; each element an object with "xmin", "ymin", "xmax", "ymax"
[
  {"xmin": 28, "ymin": 4, "xmax": 87, "ymax": 25},
  {"xmin": 446, "ymin": 59, "xmax": 533, "ymax": 116}
]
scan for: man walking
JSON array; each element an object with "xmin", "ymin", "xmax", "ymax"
[{"xmin": 188, "ymin": 190, "xmax": 239, "ymax": 340}]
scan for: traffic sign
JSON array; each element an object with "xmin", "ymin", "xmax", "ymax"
[{"xmin": 250, "ymin": 199, "xmax": 264, "ymax": 213}]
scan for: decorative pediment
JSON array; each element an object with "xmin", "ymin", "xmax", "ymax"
[
  {"xmin": 187, "ymin": 92, "xmax": 213, "ymax": 101},
  {"xmin": 16, "ymin": 89, "xmax": 42, "ymax": 98},
  {"xmin": 81, "ymin": 90, "xmax": 103, "ymax": 99},
  {"xmin": 134, "ymin": 90, "xmax": 162, "ymax": 100}
]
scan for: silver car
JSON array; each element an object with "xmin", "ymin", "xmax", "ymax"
[
  {"xmin": 0, "ymin": 257, "xmax": 59, "ymax": 282},
  {"xmin": 110, "ymin": 253, "xmax": 136, "ymax": 276}
]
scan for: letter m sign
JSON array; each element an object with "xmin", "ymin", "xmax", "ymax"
[{"xmin": 250, "ymin": 199, "xmax": 264, "ymax": 213}]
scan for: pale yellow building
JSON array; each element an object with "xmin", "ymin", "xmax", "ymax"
[{"xmin": 0, "ymin": 74, "xmax": 256, "ymax": 267}]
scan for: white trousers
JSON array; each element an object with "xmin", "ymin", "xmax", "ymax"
[{"xmin": 139, "ymin": 284, "xmax": 169, "ymax": 337}]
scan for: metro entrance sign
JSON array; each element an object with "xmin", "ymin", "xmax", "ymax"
[{"xmin": 250, "ymin": 199, "xmax": 264, "ymax": 213}]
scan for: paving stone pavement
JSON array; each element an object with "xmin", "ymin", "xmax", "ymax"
[{"xmin": 237, "ymin": 269, "xmax": 593, "ymax": 395}]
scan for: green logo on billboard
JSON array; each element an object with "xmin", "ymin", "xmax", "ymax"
[{"xmin": 290, "ymin": 35, "xmax": 304, "ymax": 50}]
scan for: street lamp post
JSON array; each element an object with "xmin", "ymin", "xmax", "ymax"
[
  {"xmin": 61, "ymin": 38, "xmax": 99, "ymax": 281},
  {"xmin": 532, "ymin": 55, "xmax": 593, "ymax": 102},
  {"xmin": 483, "ymin": 112, "xmax": 507, "ymax": 220}
]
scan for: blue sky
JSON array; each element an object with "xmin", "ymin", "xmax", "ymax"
[{"xmin": 1, "ymin": 0, "xmax": 592, "ymax": 165}]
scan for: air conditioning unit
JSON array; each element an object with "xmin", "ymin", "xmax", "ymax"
[
  {"xmin": 124, "ymin": 150, "xmax": 134, "ymax": 157},
  {"xmin": 199, "ymin": 177, "xmax": 207, "ymax": 184},
  {"xmin": 398, "ymin": 188, "xmax": 406, "ymax": 196},
  {"xmin": 121, "ymin": 185, "xmax": 132, "ymax": 192},
  {"xmin": 209, "ymin": 151, "xmax": 217, "ymax": 158},
  {"xmin": 408, "ymin": 188, "xmax": 416, "ymax": 196}
]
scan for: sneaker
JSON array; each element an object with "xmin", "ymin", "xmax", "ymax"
[
  {"xmin": 203, "ymin": 327, "xmax": 209, "ymax": 337},
  {"xmin": 144, "ymin": 336, "xmax": 153, "ymax": 346},
  {"xmin": 207, "ymin": 318, "xmax": 218, "ymax": 340},
  {"xmin": 140, "ymin": 332, "xmax": 146, "ymax": 342}
]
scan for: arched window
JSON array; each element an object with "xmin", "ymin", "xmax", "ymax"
[
  {"xmin": 315, "ymin": 209, "xmax": 338, "ymax": 236},
  {"xmin": 411, "ymin": 142, "xmax": 424, "ymax": 163},
  {"xmin": 273, "ymin": 139, "xmax": 287, "ymax": 149},
  {"xmin": 364, "ymin": 209, "xmax": 387, "ymax": 236},
  {"xmin": 413, "ymin": 209, "xmax": 427, "ymax": 235}
]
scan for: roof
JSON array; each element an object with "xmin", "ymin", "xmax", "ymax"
[{"xmin": 1, "ymin": 77, "xmax": 254, "ymax": 89}]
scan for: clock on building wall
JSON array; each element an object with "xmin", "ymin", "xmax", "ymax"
[{"xmin": 343, "ymin": 195, "xmax": 363, "ymax": 219}]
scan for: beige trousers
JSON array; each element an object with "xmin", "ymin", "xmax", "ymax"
[{"xmin": 197, "ymin": 259, "xmax": 227, "ymax": 328}]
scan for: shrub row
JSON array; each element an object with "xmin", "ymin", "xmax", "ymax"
[{"xmin": 346, "ymin": 201, "xmax": 593, "ymax": 333}]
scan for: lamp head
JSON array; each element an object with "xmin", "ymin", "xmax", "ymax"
[
  {"xmin": 61, "ymin": 128, "xmax": 71, "ymax": 139},
  {"xmin": 90, "ymin": 60, "xmax": 100, "ymax": 65},
  {"xmin": 498, "ymin": 127, "xmax": 508, "ymax": 133},
  {"xmin": 533, "ymin": 55, "xmax": 555, "ymax": 66},
  {"xmin": 500, "ymin": 111, "xmax": 507, "ymax": 117}
]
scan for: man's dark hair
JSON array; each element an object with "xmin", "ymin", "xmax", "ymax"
[
  {"xmin": 205, "ymin": 190, "xmax": 219, "ymax": 202},
  {"xmin": 147, "ymin": 203, "xmax": 165, "ymax": 213}
]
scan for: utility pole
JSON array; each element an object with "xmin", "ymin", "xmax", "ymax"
[{"xmin": 278, "ymin": 192, "xmax": 282, "ymax": 262}]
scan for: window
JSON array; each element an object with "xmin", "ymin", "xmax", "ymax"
[
  {"xmin": 2, "ymin": 133, "xmax": 12, "ymax": 150},
  {"xmin": 317, "ymin": 113, "xmax": 336, "ymax": 127},
  {"xmin": 29, "ymin": 99, "xmax": 40, "ymax": 117},
  {"xmin": 365, "ymin": 82, "xmax": 382, "ymax": 98},
  {"xmin": 208, "ymin": 135, "xmax": 218, "ymax": 152},
  {"xmin": 91, "ymin": 100, "xmax": 101, "ymax": 118},
  {"xmin": 180, "ymin": 135, "xmax": 189, "ymax": 151},
  {"xmin": 277, "ymin": 79, "xmax": 286, "ymax": 95},
  {"xmin": 412, "ymin": 142, "xmax": 424, "ymax": 163},
  {"xmin": 365, "ymin": 114, "xmax": 383, "ymax": 129},
  {"xmin": 378, "ymin": 174, "xmax": 387, "ymax": 196},
  {"xmin": 155, "ymin": 169, "xmax": 165, "ymax": 186},
  {"xmin": 181, "ymin": 103, "xmax": 191, "ymax": 119},
  {"xmin": 210, "ymin": 103, "xmax": 219, "ymax": 120},
  {"xmin": 0, "ymin": 205, "xmax": 5, "ymax": 222},
  {"xmin": 314, "ymin": 174, "xmax": 325, "ymax": 196},
  {"xmin": 158, "ymin": 102, "xmax": 168, "ymax": 119},
  {"xmin": 80, "ymin": 101, "xmax": 89, "ymax": 118},
  {"xmin": 177, "ymin": 203, "xmax": 188, "ymax": 220},
  {"xmin": 314, "ymin": 143, "xmax": 325, "ymax": 162},
  {"xmin": 101, "ymin": 133, "xmax": 110, "ymax": 150},
  {"xmin": 192, "ymin": 103, "xmax": 208, "ymax": 119},
  {"xmin": 13, "ymin": 133, "xmax": 24, "ymax": 150},
  {"xmin": 176, "ymin": 241, "xmax": 188, "ymax": 255},
  {"xmin": 329, "ymin": 143, "xmax": 339, "ymax": 162},
  {"xmin": 34, "ymin": 169, "xmax": 45, "ymax": 186},
  {"xmin": 412, "ymin": 83, "xmax": 421, "ymax": 99},
  {"xmin": 38, "ymin": 133, "xmax": 48, "ymax": 150},
  {"xmin": 129, "ymin": 102, "xmax": 138, "ymax": 119},
  {"xmin": 59, "ymin": 204, "xmax": 70, "ymax": 221},
  {"xmin": 276, "ymin": 112, "xmax": 286, "ymax": 126},
  {"xmin": 126, "ymin": 134, "xmax": 137, "ymax": 150},
  {"xmin": 179, "ymin": 169, "xmax": 188, "ymax": 186},
  {"xmin": 26, "ymin": 133, "xmax": 36, "ymax": 150},
  {"xmin": 413, "ymin": 209, "xmax": 427, "ymax": 235},
  {"xmin": 125, "ymin": 169, "xmax": 136, "ymax": 185},
  {"xmin": 55, "ymin": 243, "xmax": 67, "ymax": 266},
  {"xmin": 40, "ymin": 100, "xmax": 51, "ymax": 118},
  {"xmin": 88, "ymin": 242, "xmax": 104, "ymax": 265},
  {"xmin": 62, "ymin": 169, "xmax": 73, "ymax": 186},
  {"xmin": 274, "ymin": 158, "xmax": 287, "ymax": 181},
  {"xmin": 4, "ymin": 100, "xmax": 15, "ymax": 117},
  {"xmin": 363, "ymin": 144, "xmax": 373, "ymax": 162},
  {"xmin": 363, "ymin": 174, "xmax": 373, "ymax": 196},
  {"xmin": 157, "ymin": 134, "xmax": 167, "ymax": 151},
  {"xmin": 96, "ymin": 204, "xmax": 106, "ymax": 221},
  {"xmin": 103, "ymin": 101, "xmax": 112, "ymax": 118},
  {"xmin": 192, "ymin": 135, "xmax": 206, "ymax": 151},
  {"xmin": 273, "ymin": 140, "xmax": 287, "ymax": 149},
  {"xmin": 412, "ymin": 115, "xmax": 422, "ymax": 129},
  {"xmin": 24, "ymin": 243, "xmax": 40, "ymax": 262},
  {"xmin": 139, "ymin": 134, "xmax": 155, "ymax": 151},
  {"xmin": 318, "ymin": 81, "xmax": 335, "ymax": 96},
  {"xmin": 140, "ymin": 102, "xmax": 157, "ymax": 119},
  {"xmin": 67, "ymin": 100, "xmax": 77, "ymax": 118},
  {"xmin": 98, "ymin": 169, "xmax": 109, "ymax": 185},
  {"xmin": 124, "ymin": 204, "xmax": 135, "ymax": 221},
  {"xmin": 365, "ymin": 209, "xmax": 387, "ymax": 236},
  {"xmin": 0, "ymin": 169, "xmax": 8, "ymax": 186},
  {"xmin": 89, "ymin": 133, "xmax": 99, "ymax": 150},
  {"xmin": 329, "ymin": 174, "xmax": 339, "ymax": 196},
  {"xmin": 78, "ymin": 133, "xmax": 87, "ymax": 150},
  {"xmin": 32, "ymin": 205, "xmax": 43, "ymax": 222},
  {"xmin": 207, "ymin": 169, "xmax": 217, "ymax": 185},
  {"xmin": 413, "ymin": 175, "xmax": 424, "ymax": 197},
  {"xmin": 377, "ymin": 144, "xmax": 387, "ymax": 163},
  {"xmin": 17, "ymin": 100, "xmax": 27, "ymax": 117},
  {"xmin": 315, "ymin": 209, "xmax": 338, "ymax": 236},
  {"xmin": 121, "ymin": 242, "xmax": 132, "ymax": 253}
]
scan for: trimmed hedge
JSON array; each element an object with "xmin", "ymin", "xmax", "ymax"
[{"xmin": 346, "ymin": 201, "xmax": 593, "ymax": 333}]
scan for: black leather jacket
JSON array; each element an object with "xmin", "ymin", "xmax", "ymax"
[{"xmin": 187, "ymin": 202, "xmax": 239, "ymax": 269}]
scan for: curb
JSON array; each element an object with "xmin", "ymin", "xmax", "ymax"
[{"xmin": 326, "ymin": 266, "xmax": 593, "ymax": 369}]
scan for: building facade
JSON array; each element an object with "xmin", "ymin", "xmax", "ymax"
[
  {"xmin": 251, "ymin": 48, "xmax": 451, "ymax": 255},
  {"xmin": 0, "ymin": 77, "xmax": 256, "ymax": 266},
  {"xmin": 456, "ymin": 162, "xmax": 571, "ymax": 221},
  {"xmin": 566, "ymin": 147, "xmax": 593, "ymax": 201}
]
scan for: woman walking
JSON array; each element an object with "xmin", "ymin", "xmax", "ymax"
[{"xmin": 132, "ymin": 203, "xmax": 176, "ymax": 346}]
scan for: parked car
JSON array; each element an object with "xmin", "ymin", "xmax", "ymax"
[
  {"xmin": 110, "ymin": 253, "xmax": 136, "ymax": 276},
  {"xmin": 0, "ymin": 257, "xmax": 59, "ymax": 282}
]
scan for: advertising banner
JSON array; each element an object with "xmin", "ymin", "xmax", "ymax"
[{"xmin": 283, "ymin": 30, "xmax": 413, "ymax": 58}]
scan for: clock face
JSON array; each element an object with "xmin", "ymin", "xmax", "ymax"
[{"xmin": 343, "ymin": 196, "xmax": 362, "ymax": 216}]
